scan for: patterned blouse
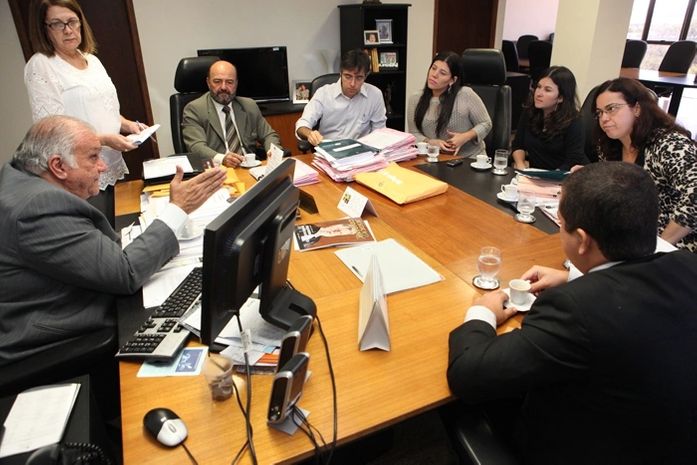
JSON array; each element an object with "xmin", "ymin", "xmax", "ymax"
[{"xmin": 600, "ymin": 129, "xmax": 697, "ymax": 252}]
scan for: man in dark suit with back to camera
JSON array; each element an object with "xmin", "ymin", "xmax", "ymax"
[
  {"xmin": 447, "ymin": 162, "xmax": 697, "ymax": 465},
  {"xmin": 182, "ymin": 60, "xmax": 281, "ymax": 168},
  {"xmin": 0, "ymin": 115, "xmax": 226, "ymax": 368}
]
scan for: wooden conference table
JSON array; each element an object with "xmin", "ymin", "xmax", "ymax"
[
  {"xmin": 620, "ymin": 67, "xmax": 697, "ymax": 116},
  {"xmin": 115, "ymin": 156, "xmax": 565, "ymax": 465}
]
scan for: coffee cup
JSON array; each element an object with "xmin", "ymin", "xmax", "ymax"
[
  {"xmin": 475, "ymin": 154, "xmax": 491, "ymax": 166},
  {"xmin": 416, "ymin": 141, "xmax": 428, "ymax": 155},
  {"xmin": 509, "ymin": 279, "xmax": 532, "ymax": 306},
  {"xmin": 243, "ymin": 153, "xmax": 256, "ymax": 165},
  {"xmin": 500, "ymin": 184, "xmax": 518, "ymax": 199}
]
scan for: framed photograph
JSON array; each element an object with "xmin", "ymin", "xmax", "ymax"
[
  {"xmin": 292, "ymin": 80, "xmax": 311, "ymax": 104},
  {"xmin": 364, "ymin": 30, "xmax": 379, "ymax": 45},
  {"xmin": 375, "ymin": 19, "xmax": 393, "ymax": 44},
  {"xmin": 379, "ymin": 51, "xmax": 398, "ymax": 69}
]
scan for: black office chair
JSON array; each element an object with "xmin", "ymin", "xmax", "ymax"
[
  {"xmin": 659, "ymin": 40, "xmax": 697, "ymax": 73},
  {"xmin": 461, "ymin": 48, "xmax": 512, "ymax": 157},
  {"xmin": 446, "ymin": 405, "xmax": 521, "ymax": 465},
  {"xmin": 527, "ymin": 40, "xmax": 553, "ymax": 83},
  {"xmin": 621, "ymin": 39, "xmax": 648, "ymax": 68},
  {"xmin": 169, "ymin": 55, "xmax": 219, "ymax": 154},
  {"xmin": 580, "ymin": 85, "xmax": 602, "ymax": 163},
  {"xmin": 0, "ymin": 328, "xmax": 116, "ymax": 397},
  {"xmin": 298, "ymin": 73, "xmax": 340, "ymax": 153},
  {"xmin": 548, "ymin": 32, "xmax": 555, "ymax": 43},
  {"xmin": 515, "ymin": 34, "xmax": 538, "ymax": 60},
  {"xmin": 501, "ymin": 40, "xmax": 519, "ymax": 73},
  {"xmin": 651, "ymin": 40, "xmax": 697, "ymax": 101}
]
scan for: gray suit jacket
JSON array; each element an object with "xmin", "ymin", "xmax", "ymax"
[
  {"xmin": 182, "ymin": 92, "xmax": 281, "ymax": 159},
  {"xmin": 0, "ymin": 162, "xmax": 179, "ymax": 365}
]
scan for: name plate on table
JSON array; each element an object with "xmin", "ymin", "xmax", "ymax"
[{"xmin": 338, "ymin": 186, "xmax": 378, "ymax": 218}]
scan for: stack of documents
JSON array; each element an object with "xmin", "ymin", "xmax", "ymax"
[
  {"xmin": 292, "ymin": 158, "xmax": 320, "ymax": 186},
  {"xmin": 313, "ymin": 138, "xmax": 388, "ymax": 182},
  {"xmin": 358, "ymin": 127, "xmax": 418, "ymax": 163}
]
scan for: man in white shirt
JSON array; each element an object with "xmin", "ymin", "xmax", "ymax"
[{"xmin": 295, "ymin": 49, "xmax": 387, "ymax": 146}]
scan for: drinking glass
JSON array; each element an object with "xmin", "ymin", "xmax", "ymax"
[
  {"xmin": 427, "ymin": 144, "xmax": 440, "ymax": 162},
  {"xmin": 473, "ymin": 246, "xmax": 501, "ymax": 289},
  {"xmin": 493, "ymin": 149, "xmax": 509, "ymax": 175},
  {"xmin": 516, "ymin": 194, "xmax": 536, "ymax": 223}
]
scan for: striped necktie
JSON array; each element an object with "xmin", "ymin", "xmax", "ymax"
[{"xmin": 221, "ymin": 104, "xmax": 240, "ymax": 153}]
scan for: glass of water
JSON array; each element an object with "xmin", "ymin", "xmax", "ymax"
[
  {"xmin": 492, "ymin": 149, "xmax": 509, "ymax": 175},
  {"xmin": 516, "ymin": 194, "xmax": 536, "ymax": 223},
  {"xmin": 473, "ymin": 246, "xmax": 501, "ymax": 289}
]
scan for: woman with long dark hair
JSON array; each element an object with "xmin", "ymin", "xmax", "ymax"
[
  {"xmin": 511, "ymin": 66, "xmax": 588, "ymax": 170},
  {"xmin": 593, "ymin": 77, "xmax": 696, "ymax": 251},
  {"xmin": 407, "ymin": 51, "xmax": 491, "ymax": 157}
]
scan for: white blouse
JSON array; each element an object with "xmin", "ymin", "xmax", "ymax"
[{"xmin": 24, "ymin": 52, "xmax": 128, "ymax": 189}]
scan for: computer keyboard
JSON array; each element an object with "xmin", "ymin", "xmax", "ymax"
[{"xmin": 116, "ymin": 267, "xmax": 202, "ymax": 361}]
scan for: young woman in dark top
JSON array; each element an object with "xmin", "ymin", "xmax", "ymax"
[{"xmin": 512, "ymin": 66, "xmax": 589, "ymax": 171}]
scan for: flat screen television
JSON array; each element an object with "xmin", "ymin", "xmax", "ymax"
[
  {"xmin": 200, "ymin": 159, "xmax": 316, "ymax": 348},
  {"xmin": 197, "ymin": 46, "xmax": 290, "ymax": 103}
]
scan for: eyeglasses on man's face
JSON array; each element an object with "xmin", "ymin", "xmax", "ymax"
[
  {"xmin": 594, "ymin": 103, "xmax": 630, "ymax": 119},
  {"xmin": 46, "ymin": 18, "xmax": 81, "ymax": 32}
]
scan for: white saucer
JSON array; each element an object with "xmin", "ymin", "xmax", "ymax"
[
  {"xmin": 502, "ymin": 288, "xmax": 536, "ymax": 312},
  {"xmin": 497, "ymin": 192, "xmax": 519, "ymax": 202},
  {"xmin": 240, "ymin": 160, "xmax": 261, "ymax": 168},
  {"xmin": 470, "ymin": 162, "xmax": 492, "ymax": 171}
]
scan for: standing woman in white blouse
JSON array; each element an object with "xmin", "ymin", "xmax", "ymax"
[
  {"xmin": 407, "ymin": 51, "xmax": 492, "ymax": 157},
  {"xmin": 24, "ymin": 0, "xmax": 144, "ymax": 224}
]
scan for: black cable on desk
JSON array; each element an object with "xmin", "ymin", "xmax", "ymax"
[
  {"xmin": 230, "ymin": 313, "xmax": 258, "ymax": 465},
  {"xmin": 314, "ymin": 314, "xmax": 338, "ymax": 464}
]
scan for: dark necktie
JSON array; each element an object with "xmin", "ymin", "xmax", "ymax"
[{"xmin": 221, "ymin": 104, "xmax": 240, "ymax": 153}]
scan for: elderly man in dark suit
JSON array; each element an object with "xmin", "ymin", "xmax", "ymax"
[
  {"xmin": 0, "ymin": 115, "xmax": 226, "ymax": 366},
  {"xmin": 182, "ymin": 60, "xmax": 281, "ymax": 168},
  {"xmin": 447, "ymin": 162, "xmax": 697, "ymax": 465}
]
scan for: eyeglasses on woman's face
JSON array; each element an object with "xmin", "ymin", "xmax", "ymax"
[
  {"xmin": 46, "ymin": 18, "xmax": 81, "ymax": 32},
  {"xmin": 594, "ymin": 103, "xmax": 630, "ymax": 119}
]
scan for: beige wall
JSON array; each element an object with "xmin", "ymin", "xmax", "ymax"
[
  {"xmin": 0, "ymin": 0, "xmax": 434, "ymax": 163},
  {"xmin": 0, "ymin": 0, "xmax": 33, "ymax": 165}
]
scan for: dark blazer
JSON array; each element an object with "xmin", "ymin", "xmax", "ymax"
[
  {"xmin": 448, "ymin": 251, "xmax": 697, "ymax": 465},
  {"xmin": 181, "ymin": 92, "xmax": 280, "ymax": 159},
  {"xmin": 0, "ymin": 162, "xmax": 179, "ymax": 365}
]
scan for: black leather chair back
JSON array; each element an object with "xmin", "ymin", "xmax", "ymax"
[
  {"xmin": 501, "ymin": 40, "xmax": 519, "ymax": 73},
  {"xmin": 169, "ymin": 56, "xmax": 219, "ymax": 153},
  {"xmin": 461, "ymin": 49, "xmax": 512, "ymax": 156},
  {"xmin": 298, "ymin": 73, "xmax": 340, "ymax": 153},
  {"xmin": 580, "ymin": 85, "xmax": 601, "ymax": 163},
  {"xmin": 311, "ymin": 73, "xmax": 339, "ymax": 96},
  {"xmin": 659, "ymin": 40, "xmax": 697, "ymax": 73},
  {"xmin": 528, "ymin": 40, "xmax": 553, "ymax": 83},
  {"xmin": 515, "ymin": 34, "xmax": 538, "ymax": 60},
  {"xmin": 621, "ymin": 40, "xmax": 648, "ymax": 68}
]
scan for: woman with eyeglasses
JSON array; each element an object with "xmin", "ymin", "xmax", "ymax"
[
  {"xmin": 512, "ymin": 66, "xmax": 589, "ymax": 171},
  {"xmin": 24, "ymin": 0, "xmax": 144, "ymax": 224},
  {"xmin": 407, "ymin": 51, "xmax": 491, "ymax": 156},
  {"xmin": 593, "ymin": 77, "xmax": 696, "ymax": 252}
]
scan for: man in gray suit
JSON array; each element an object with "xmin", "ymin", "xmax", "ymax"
[
  {"xmin": 0, "ymin": 115, "xmax": 226, "ymax": 366},
  {"xmin": 182, "ymin": 60, "xmax": 281, "ymax": 168}
]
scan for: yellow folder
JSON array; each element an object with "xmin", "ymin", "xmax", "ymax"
[{"xmin": 354, "ymin": 163, "xmax": 448, "ymax": 205}]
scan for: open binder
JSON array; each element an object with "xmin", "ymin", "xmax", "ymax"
[{"xmin": 358, "ymin": 255, "xmax": 390, "ymax": 351}]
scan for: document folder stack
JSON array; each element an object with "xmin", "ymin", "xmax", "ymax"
[
  {"xmin": 313, "ymin": 139, "xmax": 388, "ymax": 182},
  {"xmin": 357, "ymin": 128, "xmax": 418, "ymax": 163}
]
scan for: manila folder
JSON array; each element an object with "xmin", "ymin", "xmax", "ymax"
[{"xmin": 354, "ymin": 162, "xmax": 448, "ymax": 205}]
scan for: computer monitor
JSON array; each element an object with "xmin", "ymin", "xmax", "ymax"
[
  {"xmin": 200, "ymin": 159, "xmax": 316, "ymax": 347},
  {"xmin": 197, "ymin": 46, "xmax": 290, "ymax": 103}
]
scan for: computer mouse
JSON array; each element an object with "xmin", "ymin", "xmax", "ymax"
[{"xmin": 143, "ymin": 407, "xmax": 188, "ymax": 447}]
